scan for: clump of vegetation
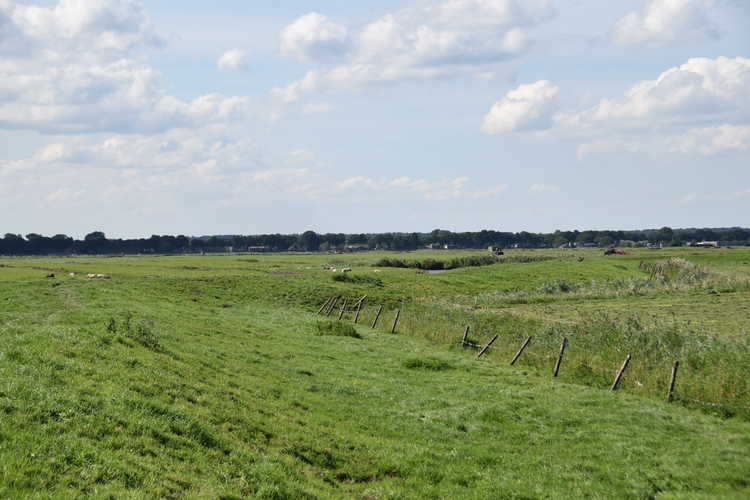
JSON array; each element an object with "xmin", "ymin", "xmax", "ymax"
[
  {"xmin": 332, "ymin": 273, "xmax": 383, "ymax": 286},
  {"xmin": 106, "ymin": 312, "xmax": 162, "ymax": 351},
  {"xmin": 531, "ymin": 312, "xmax": 750, "ymax": 417},
  {"xmin": 374, "ymin": 255, "xmax": 499, "ymax": 270},
  {"xmin": 315, "ymin": 320, "xmax": 361, "ymax": 339},
  {"xmin": 497, "ymin": 255, "xmax": 556, "ymax": 264},
  {"xmin": 640, "ymin": 258, "xmax": 710, "ymax": 283},
  {"xmin": 537, "ymin": 279, "xmax": 578, "ymax": 294},
  {"xmin": 403, "ymin": 356, "xmax": 453, "ymax": 371}
]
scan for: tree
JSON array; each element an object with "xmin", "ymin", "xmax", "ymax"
[
  {"xmin": 83, "ymin": 231, "xmax": 108, "ymax": 254},
  {"xmin": 594, "ymin": 235, "xmax": 614, "ymax": 247},
  {"xmin": 657, "ymin": 226, "xmax": 674, "ymax": 243},
  {"xmin": 298, "ymin": 231, "xmax": 320, "ymax": 252}
]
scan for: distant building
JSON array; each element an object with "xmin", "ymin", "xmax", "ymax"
[
  {"xmin": 694, "ymin": 241, "xmax": 720, "ymax": 248},
  {"xmin": 248, "ymin": 246, "xmax": 270, "ymax": 252}
]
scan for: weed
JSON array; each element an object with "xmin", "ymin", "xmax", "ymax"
[{"xmin": 105, "ymin": 312, "xmax": 162, "ymax": 351}]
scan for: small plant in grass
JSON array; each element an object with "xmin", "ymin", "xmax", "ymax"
[
  {"xmin": 315, "ymin": 320, "xmax": 361, "ymax": 339},
  {"xmin": 404, "ymin": 356, "xmax": 453, "ymax": 371},
  {"xmin": 105, "ymin": 312, "xmax": 162, "ymax": 351}
]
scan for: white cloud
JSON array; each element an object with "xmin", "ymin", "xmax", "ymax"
[
  {"xmin": 335, "ymin": 176, "xmax": 508, "ymax": 201},
  {"xmin": 0, "ymin": 1, "xmax": 249, "ymax": 134},
  {"xmin": 280, "ymin": 12, "xmax": 349, "ymax": 63},
  {"xmin": 561, "ymin": 57, "xmax": 750, "ymax": 127},
  {"xmin": 217, "ymin": 49, "xmax": 248, "ymax": 70},
  {"xmin": 5, "ymin": 0, "xmax": 163, "ymax": 55},
  {"xmin": 668, "ymin": 125, "xmax": 750, "ymax": 155},
  {"xmin": 493, "ymin": 57, "xmax": 750, "ymax": 158},
  {"xmin": 1, "ymin": 130, "xmax": 512, "ymax": 214},
  {"xmin": 274, "ymin": 0, "xmax": 555, "ymax": 101},
  {"xmin": 529, "ymin": 183, "xmax": 560, "ymax": 193},
  {"xmin": 482, "ymin": 80, "xmax": 559, "ymax": 134},
  {"xmin": 0, "ymin": 128, "xmax": 322, "ymax": 211},
  {"xmin": 612, "ymin": 0, "xmax": 719, "ymax": 46}
]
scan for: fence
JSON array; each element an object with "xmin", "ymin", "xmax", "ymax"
[{"xmin": 316, "ymin": 295, "xmax": 750, "ymax": 412}]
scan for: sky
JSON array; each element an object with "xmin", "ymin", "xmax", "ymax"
[{"xmin": 0, "ymin": 0, "xmax": 748, "ymax": 238}]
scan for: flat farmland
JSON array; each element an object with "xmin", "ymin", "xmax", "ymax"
[{"xmin": 1, "ymin": 248, "xmax": 749, "ymax": 498}]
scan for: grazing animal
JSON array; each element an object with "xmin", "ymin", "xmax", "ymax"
[
  {"xmin": 46, "ymin": 273, "xmax": 55, "ymax": 278},
  {"xmin": 341, "ymin": 268, "xmax": 352, "ymax": 273}
]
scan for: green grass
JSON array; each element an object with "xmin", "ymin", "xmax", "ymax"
[
  {"xmin": 315, "ymin": 320, "xmax": 361, "ymax": 338},
  {"xmin": 1, "ymin": 249, "xmax": 749, "ymax": 497}
]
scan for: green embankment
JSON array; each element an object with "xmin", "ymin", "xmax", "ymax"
[{"xmin": 0, "ymin": 250, "xmax": 749, "ymax": 497}]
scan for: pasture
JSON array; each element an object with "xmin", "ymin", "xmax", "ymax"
[{"xmin": 0, "ymin": 248, "xmax": 749, "ymax": 497}]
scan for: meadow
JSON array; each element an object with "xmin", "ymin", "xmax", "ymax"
[{"xmin": 0, "ymin": 247, "xmax": 749, "ymax": 498}]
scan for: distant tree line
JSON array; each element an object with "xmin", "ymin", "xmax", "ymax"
[{"xmin": 1, "ymin": 227, "xmax": 749, "ymax": 256}]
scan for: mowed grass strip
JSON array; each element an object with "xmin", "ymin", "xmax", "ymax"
[{"xmin": 0, "ymin": 273, "xmax": 749, "ymax": 498}]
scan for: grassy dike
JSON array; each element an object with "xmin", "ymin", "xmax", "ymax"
[{"xmin": 1, "ymin": 271, "xmax": 749, "ymax": 498}]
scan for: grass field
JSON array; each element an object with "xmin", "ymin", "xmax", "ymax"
[{"xmin": 1, "ymin": 248, "xmax": 749, "ymax": 497}]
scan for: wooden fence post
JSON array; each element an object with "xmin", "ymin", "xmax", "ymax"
[
  {"xmin": 667, "ymin": 360, "xmax": 680, "ymax": 402},
  {"xmin": 354, "ymin": 301, "xmax": 362, "ymax": 324},
  {"xmin": 611, "ymin": 354, "xmax": 632, "ymax": 391},
  {"xmin": 461, "ymin": 326, "xmax": 470, "ymax": 347},
  {"xmin": 553, "ymin": 337, "xmax": 568, "ymax": 377},
  {"xmin": 510, "ymin": 336, "xmax": 533, "ymax": 366},
  {"xmin": 325, "ymin": 297, "xmax": 339, "ymax": 317},
  {"xmin": 371, "ymin": 306, "xmax": 383, "ymax": 329},
  {"xmin": 338, "ymin": 299, "xmax": 348, "ymax": 321},
  {"xmin": 476, "ymin": 335, "xmax": 499, "ymax": 359},
  {"xmin": 317, "ymin": 297, "xmax": 333, "ymax": 315},
  {"xmin": 390, "ymin": 309, "xmax": 401, "ymax": 333}
]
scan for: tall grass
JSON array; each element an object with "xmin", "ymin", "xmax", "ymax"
[
  {"xmin": 351, "ymin": 300, "xmax": 750, "ymax": 420},
  {"xmin": 467, "ymin": 261, "xmax": 750, "ymax": 307},
  {"xmin": 373, "ymin": 254, "xmax": 557, "ymax": 270}
]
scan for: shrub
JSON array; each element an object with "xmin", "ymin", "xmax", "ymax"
[{"xmin": 315, "ymin": 321, "xmax": 361, "ymax": 339}]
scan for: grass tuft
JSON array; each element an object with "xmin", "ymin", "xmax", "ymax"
[
  {"xmin": 315, "ymin": 320, "xmax": 362, "ymax": 339},
  {"xmin": 403, "ymin": 356, "xmax": 453, "ymax": 371},
  {"xmin": 105, "ymin": 312, "xmax": 162, "ymax": 351}
]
